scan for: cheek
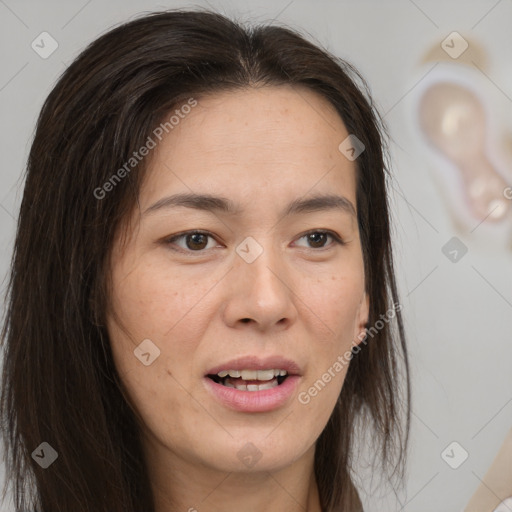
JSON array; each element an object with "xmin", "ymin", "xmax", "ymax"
[
  {"xmin": 109, "ymin": 256, "xmax": 218, "ymax": 343},
  {"xmin": 106, "ymin": 256, "xmax": 225, "ymax": 409},
  {"xmin": 303, "ymin": 269, "xmax": 365, "ymax": 340},
  {"xmin": 295, "ymin": 267, "xmax": 365, "ymax": 405},
  {"xmin": 106, "ymin": 262, "xmax": 211, "ymax": 440}
]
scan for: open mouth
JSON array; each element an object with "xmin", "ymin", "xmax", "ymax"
[{"xmin": 207, "ymin": 369, "xmax": 289, "ymax": 391}]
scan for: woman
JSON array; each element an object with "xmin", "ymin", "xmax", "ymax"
[{"xmin": 0, "ymin": 9, "xmax": 410, "ymax": 512}]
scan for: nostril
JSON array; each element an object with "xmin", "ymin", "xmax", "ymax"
[{"xmin": 240, "ymin": 318, "xmax": 251, "ymax": 323}]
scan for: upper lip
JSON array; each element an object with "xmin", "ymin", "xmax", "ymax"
[{"xmin": 206, "ymin": 355, "xmax": 302, "ymax": 376}]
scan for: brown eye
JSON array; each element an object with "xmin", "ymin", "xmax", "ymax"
[
  {"xmin": 294, "ymin": 230, "xmax": 342, "ymax": 249},
  {"xmin": 306, "ymin": 232, "xmax": 329, "ymax": 248},
  {"xmin": 165, "ymin": 231, "xmax": 218, "ymax": 252},
  {"xmin": 185, "ymin": 233, "xmax": 209, "ymax": 250}
]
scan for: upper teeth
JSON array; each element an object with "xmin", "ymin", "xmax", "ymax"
[{"xmin": 216, "ymin": 369, "xmax": 287, "ymax": 380}]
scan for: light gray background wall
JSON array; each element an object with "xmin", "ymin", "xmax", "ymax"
[{"xmin": 1, "ymin": 1, "xmax": 511, "ymax": 511}]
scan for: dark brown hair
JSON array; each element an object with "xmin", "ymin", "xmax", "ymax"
[{"xmin": 1, "ymin": 8, "xmax": 410, "ymax": 512}]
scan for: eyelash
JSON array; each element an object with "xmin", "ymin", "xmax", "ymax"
[{"xmin": 163, "ymin": 229, "xmax": 345, "ymax": 255}]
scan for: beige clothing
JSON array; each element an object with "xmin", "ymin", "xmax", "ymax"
[{"xmin": 465, "ymin": 427, "xmax": 512, "ymax": 512}]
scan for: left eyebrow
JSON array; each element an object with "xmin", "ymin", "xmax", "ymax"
[
  {"xmin": 283, "ymin": 193, "xmax": 356, "ymax": 218},
  {"xmin": 143, "ymin": 192, "xmax": 356, "ymax": 218}
]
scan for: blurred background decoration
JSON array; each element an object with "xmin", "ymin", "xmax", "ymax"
[{"xmin": 411, "ymin": 34, "xmax": 512, "ymax": 248}]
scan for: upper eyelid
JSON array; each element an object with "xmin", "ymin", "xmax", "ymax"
[
  {"xmin": 166, "ymin": 230, "xmax": 220, "ymax": 249},
  {"xmin": 291, "ymin": 231, "xmax": 341, "ymax": 248}
]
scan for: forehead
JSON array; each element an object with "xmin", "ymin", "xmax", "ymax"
[{"xmin": 140, "ymin": 85, "xmax": 356, "ymax": 208}]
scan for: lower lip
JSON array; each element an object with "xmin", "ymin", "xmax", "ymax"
[{"xmin": 203, "ymin": 376, "xmax": 301, "ymax": 413}]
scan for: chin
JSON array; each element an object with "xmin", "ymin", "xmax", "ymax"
[{"xmin": 197, "ymin": 435, "xmax": 314, "ymax": 474}]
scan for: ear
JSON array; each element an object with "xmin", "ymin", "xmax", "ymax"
[{"xmin": 354, "ymin": 291, "xmax": 369, "ymax": 346}]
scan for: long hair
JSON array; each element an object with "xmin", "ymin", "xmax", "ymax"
[{"xmin": 0, "ymin": 9, "xmax": 410, "ymax": 511}]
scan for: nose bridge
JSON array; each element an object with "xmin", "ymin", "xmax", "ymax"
[
  {"xmin": 237, "ymin": 235, "xmax": 289, "ymax": 302},
  {"xmin": 223, "ymin": 234, "xmax": 297, "ymax": 328}
]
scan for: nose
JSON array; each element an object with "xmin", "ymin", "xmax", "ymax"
[{"xmin": 221, "ymin": 241, "xmax": 298, "ymax": 331}]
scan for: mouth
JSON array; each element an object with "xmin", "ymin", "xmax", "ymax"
[
  {"xmin": 203, "ymin": 356, "xmax": 302, "ymax": 412},
  {"xmin": 207, "ymin": 369, "xmax": 289, "ymax": 391}
]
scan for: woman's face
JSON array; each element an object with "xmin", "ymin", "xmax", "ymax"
[{"xmin": 107, "ymin": 85, "xmax": 369, "ymax": 476}]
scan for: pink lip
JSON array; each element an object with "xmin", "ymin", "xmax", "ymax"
[
  {"xmin": 204, "ymin": 355, "xmax": 303, "ymax": 413},
  {"xmin": 205, "ymin": 355, "xmax": 302, "ymax": 376},
  {"xmin": 203, "ymin": 374, "xmax": 301, "ymax": 413}
]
